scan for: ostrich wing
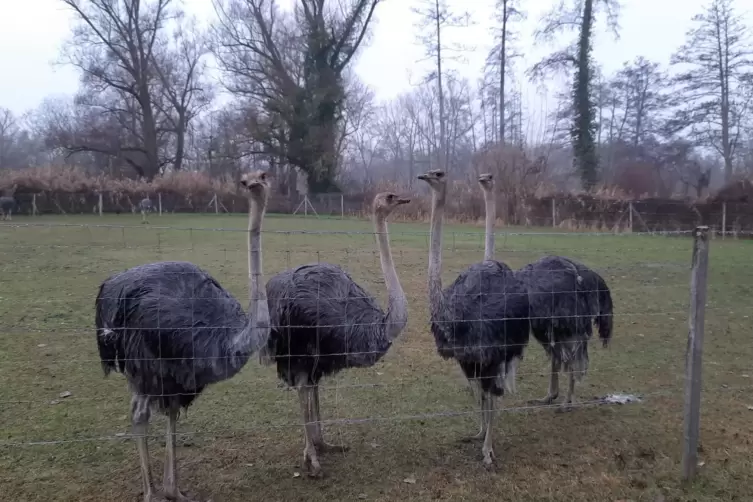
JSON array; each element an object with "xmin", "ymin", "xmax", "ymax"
[
  {"xmin": 95, "ymin": 261, "xmax": 248, "ymax": 390},
  {"xmin": 266, "ymin": 263, "xmax": 390, "ymax": 368},
  {"xmin": 435, "ymin": 261, "xmax": 529, "ymax": 366}
]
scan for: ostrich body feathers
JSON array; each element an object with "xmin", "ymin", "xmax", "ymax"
[
  {"xmin": 515, "ymin": 255, "xmax": 613, "ymax": 378},
  {"xmin": 263, "ymin": 262, "xmax": 393, "ymax": 387},
  {"xmin": 95, "ymin": 261, "xmax": 264, "ymax": 412},
  {"xmin": 432, "ymin": 260, "xmax": 530, "ymax": 396}
]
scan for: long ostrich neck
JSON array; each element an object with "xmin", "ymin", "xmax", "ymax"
[
  {"xmin": 248, "ymin": 195, "xmax": 268, "ymax": 322},
  {"xmin": 374, "ymin": 210, "xmax": 407, "ymax": 340},
  {"xmin": 428, "ymin": 186, "xmax": 447, "ymax": 315},
  {"xmin": 482, "ymin": 186, "xmax": 495, "ymax": 261},
  {"xmin": 231, "ymin": 193, "xmax": 269, "ymax": 353}
]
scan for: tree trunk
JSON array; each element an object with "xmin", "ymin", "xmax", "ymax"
[
  {"xmin": 572, "ymin": 0, "xmax": 598, "ymax": 190},
  {"xmin": 435, "ymin": 0, "xmax": 446, "ymax": 172},
  {"xmin": 499, "ymin": 0, "xmax": 507, "ymax": 144}
]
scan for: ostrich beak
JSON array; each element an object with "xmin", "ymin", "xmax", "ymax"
[
  {"xmin": 417, "ymin": 174, "xmax": 428, "ymax": 181},
  {"xmin": 397, "ymin": 197, "xmax": 411, "ymax": 204}
]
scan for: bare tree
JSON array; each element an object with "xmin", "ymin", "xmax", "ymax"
[
  {"xmin": 59, "ymin": 0, "xmax": 177, "ymax": 179},
  {"xmin": 670, "ymin": 0, "xmax": 753, "ymax": 183},
  {"xmin": 212, "ymin": 0, "xmax": 380, "ymax": 193},
  {"xmin": 152, "ymin": 19, "xmax": 214, "ymax": 172},
  {"xmin": 412, "ymin": 0, "xmax": 470, "ymax": 171},
  {"xmin": 486, "ymin": 0, "xmax": 525, "ymax": 144},
  {"xmin": 0, "ymin": 108, "xmax": 19, "ymax": 168}
]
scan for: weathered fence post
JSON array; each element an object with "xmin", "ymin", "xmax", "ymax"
[
  {"xmin": 628, "ymin": 202, "xmax": 633, "ymax": 233},
  {"xmin": 214, "ymin": 193, "xmax": 219, "ymax": 214},
  {"xmin": 98, "ymin": 193, "xmax": 103, "ymax": 217},
  {"xmin": 551, "ymin": 198, "xmax": 556, "ymax": 228},
  {"xmin": 721, "ymin": 202, "xmax": 726, "ymax": 240},
  {"xmin": 32, "ymin": 193, "xmax": 37, "ymax": 216},
  {"xmin": 158, "ymin": 193, "xmax": 162, "ymax": 216},
  {"xmin": 682, "ymin": 226, "xmax": 710, "ymax": 482},
  {"xmin": 341, "ymin": 194, "xmax": 344, "ymax": 220}
]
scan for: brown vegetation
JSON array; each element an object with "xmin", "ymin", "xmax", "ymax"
[{"xmin": 2, "ymin": 167, "xmax": 752, "ymax": 234}]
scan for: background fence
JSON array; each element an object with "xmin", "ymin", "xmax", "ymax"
[
  {"xmin": 6, "ymin": 189, "xmax": 753, "ymax": 236},
  {"xmin": 0, "ymin": 218, "xmax": 750, "ymax": 501}
]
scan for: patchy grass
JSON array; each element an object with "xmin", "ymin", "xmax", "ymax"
[{"xmin": 1, "ymin": 213, "xmax": 752, "ymax": 502}]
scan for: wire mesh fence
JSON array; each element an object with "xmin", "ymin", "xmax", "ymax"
[{"xmin": 0, "ymin": 218, "xmax": 750, "ymax": 501}]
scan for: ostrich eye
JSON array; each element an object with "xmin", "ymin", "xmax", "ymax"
[
  {"xmin": 436, "ymin": 172, "xmax": 444, "ymax": 178},
  {"xmin": 387, "ymin": 194, "xmax": 394, "ymax": 201}
]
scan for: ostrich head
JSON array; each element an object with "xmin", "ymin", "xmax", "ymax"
[
  {"xmin": 240, "ymin": 170, "xmax": 271, "ymax": 201},
  {"xmin": 416, "ymin": 169, "xmax": 447, "ymax": 193},
  {"xmin": 478, "ymin": 173, "xmax": 494, "ymax": 192},
  {"xmin": 373, "ymin": 192, "xmax": 410, "ymax": 219}
]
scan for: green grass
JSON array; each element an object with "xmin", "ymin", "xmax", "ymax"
[{"xmin": 1, "ymin": 213, "xmax": 752, "ymax": 502}]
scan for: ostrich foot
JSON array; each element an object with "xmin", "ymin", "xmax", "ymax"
[
  {"xmin": 527, "ymin": 394, "xmax": 558, "ymax": 406},
  {"xmin": 162, "ymin": 487, "xmax": 199, "ymax": 502},
  {"xmin": 303, "ymin": 447, "xmax": 322, "ymax": 478},
  {"xmin": 315, "ymin": 441, "xmax": 349, "ymax": 453},
  {"xmin": 481, "ymin": 446, "xmax": 496, "ymax": 468}
]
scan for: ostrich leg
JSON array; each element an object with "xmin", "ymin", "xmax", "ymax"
[
  {"xmin": 163, "ymin": 407, "xmax": 197, "ymax": 502},
  {"xmin": 131, "ymin": 394, "xmax": 156, "ymax": 502},
  {"xmin": 481, "ymin": 391, "xmax": 496, "ymax": 467},
  {"xmin": 311, "ymin": 385, "xmax": 349, "ymax": 453},
  {"xmin": 297, "ymin": 381, "xmax": 322, "ymax": 477},
  {"xmin": 557, "ymin": 365, "xmax": 577, "ymax": 413},
  {"xmin": 528, "ymin": 357, "xmax": 561, "ymax": 406},
  {"xmin": 461, "ymin": 380, "xmax": 486, "ymax": 442}
]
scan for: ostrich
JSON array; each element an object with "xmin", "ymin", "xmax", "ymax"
[
  {"xmin": 139, "ymin": 197, "xmax": 153, "ymax": 224},
  {"xmin": 261, "ymin": 192, "xmax": 410, "ymax": 477},
  {"xmin": 1, "ymin": 184, "xmax": 17, "ymax": 220},
  {"xmin": 418, "ymin": 169, "xmax": 530, "ymax": 467},
  {"xmin": 94, "ymin": 170, "xmax": 271, "ymax": 502},
  {"xmin": 514, "ymin": 255, "xmax": 614, "ymax": 410}
]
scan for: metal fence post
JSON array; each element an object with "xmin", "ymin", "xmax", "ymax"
[{"xmin": 682, "ymin": 225, "xmax": 710, "ymax": 481}]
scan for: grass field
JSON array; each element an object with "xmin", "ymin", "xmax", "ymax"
[{"xmin": 1, "ymin": 212, "xmax": 752, "ymax": 502}]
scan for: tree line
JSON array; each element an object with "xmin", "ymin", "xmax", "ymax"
[{"xmin": 1, "ymin": 0, "xmax": 752, "ymax": 200}]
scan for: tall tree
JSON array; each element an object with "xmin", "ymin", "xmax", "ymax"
[
  {"xmin": 486, "ymin": 0, "xmax": 524, "ymax": 144},
  {"xmin": 670, "ymin": 0, "xmax": 753, "ymax": 183},
  {"xmin": 530, "ymin": 0, "xmax": 620, "ymax": 190},
  {"xmin": 212, "ymin": 0, "xmax": 380, "ymax": 193},
  {"xmin": 412, "ymin": 0, "xmax": 470, "ymax": 172}
]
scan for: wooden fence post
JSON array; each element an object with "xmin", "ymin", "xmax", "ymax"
[
  {"xmin": 158, "ymin": 193, "xmax": 162, "ymax": 216},
  {"xmin": 628, "ymin": 202, "xmax": 633, "ymax": 233},
  {"xmin": 214, "ymin": 193, "xmax": 219, "ymax": 214},
  {"xmin": 721, "ymin": 202, "xmax": 726, "ymax": 240},
  {"xmin": 341, "ymin": 194, "xmax": 344, "ymax": 220},
  {"xmin": 32, "ymin": 193, "xmax": 37, "ymax": 216},
  {"xmin": 551, "ymin": 198, "xmax": 556, "ymax": 228},
  {"xmin": 682, "ymin": 226, "xmax": 710, "ymax": 482}
]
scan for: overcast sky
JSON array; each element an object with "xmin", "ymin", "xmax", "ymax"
[{"xmin": 0, "ymin": 0, "xmax": 748, "ymax": 120}]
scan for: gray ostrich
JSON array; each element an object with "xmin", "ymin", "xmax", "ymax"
[
  {"xmin": 1, "ymin": 184, "xmax": 17, "ymax": 220},
  {"xmin": 418, "ymin": 169, "xmax": 530, "ymax": 467},
  {"xmin": 261, "ymin": 192, "xmax": 410, "ymax": 477},
  {"xmin": 139, "ymin": 197, "xmax": 153, "ymax": 224},
  {"xmin": 94, "ymin": 170, "xmax": 271, "ymax": 502},
  {"xmin": 514, "ymin": 255, "xmax": 613, "ymax": 410}
]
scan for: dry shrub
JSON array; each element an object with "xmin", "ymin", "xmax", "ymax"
[{"xmin": 0, "ymin": 166, "xmax": 240, "ymax": 197}]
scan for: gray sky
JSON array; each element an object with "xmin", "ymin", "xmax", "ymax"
[{"xmin": 0, "ymin": 0, "xmax": 744, "ymax": 120}]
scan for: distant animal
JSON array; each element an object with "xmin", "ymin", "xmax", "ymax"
[
  {"xmin": 418, "ymin": 169, "xmax": 530, "ymax": 467},
  {"xmin": 514, "ymin": 255, "xmax": 613, "ymax": 410},
  {"xmin": 1, "ymin": 184, "xmax": 17, "ymax": 220},
  {"xmin": 261, "ymin": 192, "xmax": 410, "ymax": 477},
  {"xmin": 94, "ymin": 170, "xmax": 271, "ymax": 502},
  {"xmin": 139, "ymin": 198, "xmax": 153, "ymax": 224}
]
